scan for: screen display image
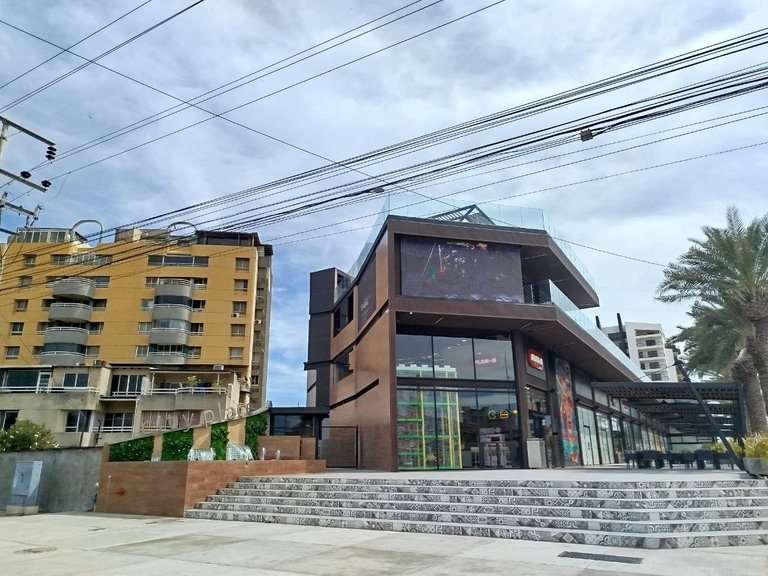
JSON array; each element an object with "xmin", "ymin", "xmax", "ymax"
[{"xmin": 400, "ymin": 236, "xmax": 523, "ymax": 302}]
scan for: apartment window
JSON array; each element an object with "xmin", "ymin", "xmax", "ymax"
[
  {"xmin": 138, "ymin": 322, "xmax": 152, "ymax": 333},
  {"xmin": 234, "ymin": 279, "xmax": 248, "ymax": 292},
  {"xmin": 647, "ymin": 350, "xmax": 659, "ymax": 358},
  {"xmin": 89, "ymin": 322, "xmax": 104, "ymax": 334},
  {"xmin": 65, "ymin": 411, "xmax": 91, "ymax": 432},
  {"xmin": 190, "ymin": 323, "xmax": 204, "ymax": 335},
  {"xmin": 0, "ymin": 410, "xmax": 19, "ymax": 430},
  {"xmin": 235, "ymin": 258, "xmax": 249, "ymax": 271},
  {"xmin": 102, "ymin": 412, "xmax": 134, "ymax": 432},
  {"xmin": 5, "ymin": 346, "xmax": 20, "ymax": 359},
  {"xmin": 85, "ymin": 346, "xmax": 100, "ymax": 357},
  {"xmin": 651, "ymin": 373, "xmax": 663, "ymax": 381},
  {"xmin": 19, "ymin": 276, "xmax": 33, "ymax": 288},
  {"xmin": 32, "ymin": 346, "xmax": 43, "ymax": 357},
  {"xmin": 649, "ymin": 361, "xmax": 660, "ymax": 370},
  {"xmin": 110, "ymin": 374, "xmax": 143, "ymax": 396},
  {"xmin": 140, "ymin": 299, "xmax": 154, "ymax": 311},
  {"xmin": 232, "ymin": 301, "xmax": 247, "ymax": 315},
  {"xmin": 89, "ymin": 276, "xmax": 110, "ymax": 287},
  {"xmin": 41, "ymin": 299, "xmax": 54, "ymax": 310},
  {"xmin": 14, "ymin": 299, "xmax": 28, "ymax": 312},
  {"xmin": 36, "ymin": 322, "xmax": 49, "ymax": 334},
  {"xmin": 63, "ymin": 373, "xmax": 89, "ymax": 388},
  {"xmin": 229, "ymin": 347, "xmax": 244, "ymax": 360},
  {"xmin": 640, "ymin": 363, "xmax": 646, "ymax": 370},
  {"xmin": 187, "ymin": 346, "xmax": 201, "ymax": 358},
  {"xmin": 231, "ymin": 324, "xmax": 246, "ymax": 337},
  {"xmin": 145, "ymin": 277, "xmax": 160, "ymax": 287},
  {"xmin": 51, "ymin": 253, "xmax": 112, "ymax": 266},
  {"xmin": 192, "ymin": 299, "xmax": 206, "ymax": 311},
  {"xmin": 644, "ymin": 339, "xmax": 657, "ymax": 347},
  {"xmin": 92, "ymin": 299, "xmax": 107, "ymax": 310},
  {"xmin": 39, "ymin": 372, "xmax": 51, "ymax": 387},
  {"xmin": 136, "ymin": 346, "xmax": 149, "ymax": 357},
  {"xmin": 256, "ymin": 288, "xmax": 265, "ymax": 300},
  {"xmin": 10, "ymin": 322, "xmax": 23, "ymax": 335},
  {"xmin": 147, "ymin": 254, "xmax": 208, "ymax": 267},
  {"xmin": 23, "ymin": 255, "xmax": 36, "ymax": 266},
  {"xmin": 192, "ymin": 277, "xmax": 207, "ymax": 289}
]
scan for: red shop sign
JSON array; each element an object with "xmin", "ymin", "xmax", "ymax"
[{"xmin": 527, "ymin": 349, "xmax": 544, "ymax": 371}]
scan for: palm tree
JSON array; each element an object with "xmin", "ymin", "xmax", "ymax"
[
  {"xmin": 658, "ymin": 206, "xmax": 768, "ymax": 406},
  {"xmin": 671, "ymin": 301, "xmax": 768, "ymax": 433}
]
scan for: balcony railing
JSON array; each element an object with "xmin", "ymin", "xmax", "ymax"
[
  {"xmin": 99, "ymin": 425, "xmax": 133, "ymax": 433},
  {"xmin": 0, "ymin": 386, "xmax": 99, "ymax": 394},
  {"xmin": 545, "ymin": 281, "xmax": 648, "ymax": 380},
  {"xmin": 148, "ymin": 386, "xmax": 226, "ymax": 395}
]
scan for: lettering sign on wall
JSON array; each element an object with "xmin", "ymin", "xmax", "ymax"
[{"xmin": 524, "ymin": 347, "xmax": 546, "ymax": 380}]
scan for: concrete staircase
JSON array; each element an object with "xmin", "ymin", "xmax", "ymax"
[{"xmin": 184, "ymin": 475, "xmax": 768, "ymax": 549}]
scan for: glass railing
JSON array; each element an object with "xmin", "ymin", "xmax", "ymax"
[
  {"xmin": 546, "ymin": 281, "xmax": 648, "ymax": 380},
  {"xmin": 345, "ymin": 194, "xmax": 594, "ymax": 288}
]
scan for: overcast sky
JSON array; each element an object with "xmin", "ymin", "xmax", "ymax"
[{"xmin": 1, "ymin": 0, "xmax": 766, "ymax": 405}]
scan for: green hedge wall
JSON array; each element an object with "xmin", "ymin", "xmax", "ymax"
[
  {"xmin": 210, "ymin": 421, "xmax": 229, "ymax": 460},
  {"xmin": 245, "ymin": 414, "xmax": 268, "ymax": 456},
  {"xmin": 109, "ymin": 436, "xmax": 154, "ymax": 462},
  {"xmin": 160, "ymin": 429, "xmax": 193, "ymax": 461}
]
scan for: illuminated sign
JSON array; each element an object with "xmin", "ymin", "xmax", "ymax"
[{"xmin": 527, "ymin": 349, "xmax": 544, "ymax": 371}]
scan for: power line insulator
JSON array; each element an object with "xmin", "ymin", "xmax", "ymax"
[
  {"xmin": 45, "ymin": 145, "xmax": 57, "ymax": 161},
  {"xmin": 20, "ymin": 171, "xmax": 31, "ymax": 179},
  {"xmin": 41, "ymin": 180, "xmax": 51, "ymax": 188}
]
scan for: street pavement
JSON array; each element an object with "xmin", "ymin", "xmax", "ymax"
[{"xmin": 0, "ymin": 511, "xmax": 766, "ymax": 576}]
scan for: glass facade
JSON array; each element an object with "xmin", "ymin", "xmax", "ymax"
[{"xmin": 397, "ymin": 386, "xmax": 520, "ymax": 470}]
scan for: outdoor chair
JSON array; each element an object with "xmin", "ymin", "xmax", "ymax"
[
  {"xmin": 623, "ymin": 450, "xmax": 638, "ymax": 469},
  {"xmin": 695, "ymin": 449, "xmax": 717, "ymax": 470}
]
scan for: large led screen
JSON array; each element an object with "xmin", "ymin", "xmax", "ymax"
[{"xmin": 400, "ymin": 236, "xmax": 524, "ymax": 302}]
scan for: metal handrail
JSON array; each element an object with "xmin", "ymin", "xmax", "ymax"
[
  {"xmin": 52, "ymin": 277, "xmax": 94, "ymax": 286},
  {"xmin": 45, "ymin": 326, "xmax": 90, "ymax": 334},
  {"xmin": 50, "ymin": 302, "xmax": 92, "ymax": 310}
]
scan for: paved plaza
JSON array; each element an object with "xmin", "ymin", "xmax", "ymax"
[
  {"xmin": 2, "ymin": 467, "xmax": 766, "ymax": 575},
  {"xmin": 0, "ymin": 509, "xmax": 765, "ymax": 576}
]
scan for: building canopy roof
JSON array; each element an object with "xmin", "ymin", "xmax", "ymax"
[{"xmin": 593, "ymin": 381, "xmax": 745, "ymax": 437}]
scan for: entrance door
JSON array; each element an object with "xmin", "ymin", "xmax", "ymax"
[{"xmin": 477, "ymin": 390, "xmax": 521, "ymax": 468}]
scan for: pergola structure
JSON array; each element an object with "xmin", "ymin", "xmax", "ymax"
[{"xmin": 592, "ymin": 381, "xmax": 747, "ymax": 442}]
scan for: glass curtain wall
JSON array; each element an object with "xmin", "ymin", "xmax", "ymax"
[
  {"xmin": 596, "ymin": 413, "xmax": 615, "ymax": 464},
  {"xmin": 577, "ymin": 405, "xmax": 599, "ymax": 466}
]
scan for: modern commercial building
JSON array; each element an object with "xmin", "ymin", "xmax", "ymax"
[
  {"xmin": 0, "ymin": 224, "xmax": 272, "ymax": 447},
  {"xmin": 305, "ymin": 198, "xmax": 680, "ymax": 471},
  {"xmin": 599, "ymin": 317, "xmax": 679, "ymax": 382}
]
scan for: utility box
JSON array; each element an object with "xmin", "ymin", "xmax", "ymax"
[{"xmin": 7, "ymin": 461, "xmax": 43, "ymax": 515}]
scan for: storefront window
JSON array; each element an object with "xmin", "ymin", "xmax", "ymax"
[
  {"xmin": 395, "ymin": 334, "xmax": 433, "ymax": 378},
  {"xmin": 577, "ymin": 405, "xmax": 599, "ymax": 466},
  {"xmin": 432, "ymin": 337, "xmax": 474, "ymax": 379},
  {"xmin": 596, "ymin": 413, "xmax": 615, "ymax": 464},
  {"xmin": 473, "ymin": 339, "xmax": 514, "ymax": 381}
]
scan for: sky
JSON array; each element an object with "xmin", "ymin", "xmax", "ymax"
[{"xmin": 0, "ymin": 0, "xmax": 766, "ymax": 406}]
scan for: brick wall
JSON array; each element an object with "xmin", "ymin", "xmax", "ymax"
[{"xmin": 97, "ymin": 459, "xmax": 325, "ymax": 517}]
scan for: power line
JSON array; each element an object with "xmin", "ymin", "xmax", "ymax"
[
  {"xmin": 43, "ymin": 0, "xmax": 509, "ymax": 180},
  {"xmin": 0, "ymin": 0, "xmax": 206, "ymax": 113},
  {"xmin": 0, "ymin": 0, "xmax": 154, "ymax": 93}
]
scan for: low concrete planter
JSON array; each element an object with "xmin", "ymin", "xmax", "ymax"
[{"xmin": 743, "ymin": 457, "xmax": 768, "ymax": 477}]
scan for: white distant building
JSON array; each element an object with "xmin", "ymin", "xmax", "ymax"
[{"xmin": 599, "ymin": 317, "xmax": 678, "ymax": 382}]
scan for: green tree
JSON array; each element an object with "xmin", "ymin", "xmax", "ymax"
[
  {"xmin": 0, "ymin": 420, "xmax": 57, "ymax": 452},
  {"xmin": 658, "ymin": 206, "xmax": 768, "ymax": 419},
  {"xmin": 672, "ymin": 301, "xmax": 768, "ymax": 433}
]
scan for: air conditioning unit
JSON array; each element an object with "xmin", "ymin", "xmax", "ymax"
[
  {"xmin": 92, "ymin": 359, "xmax": 106, "ymax": 367},
  {"xmin": 75, "ymin": 362, "xmax": 86, "ymax": 367},
  {"xmin": 212, "ymin": 364, "xmax": 225, "ymax": 371},
  {"xmin": 232, "ymin": 313, "xmax": 240, "ymax": 318},
  {"xmin": 256, "ymin": 319, "xmax": 262, "ymax": 325}
]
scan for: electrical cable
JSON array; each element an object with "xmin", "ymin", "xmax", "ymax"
[
  {"xmin": 0, "ymin": 0, "xmax": 206, "ymax": 113},
  {"xmin": 0, "ymin": 0, "xmax": 154, "ymax": 93}
]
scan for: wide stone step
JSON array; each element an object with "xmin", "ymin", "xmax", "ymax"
[
  {"xmin": 204, "ymin": 494, "xmax": 768, "ymax": 520},
  {"xmin": 226, "ymin": 481, "xmax": 768, "ymax": 499},
  {"xmin": 182, "ymin": 509, "xmax": 768, "ymax": 549},
  {"xmin": 218, "ymin": 486, "xmax": 768, "ymax": 505},
  {"xmin": 191, "ymin": 501, "xmax": 768, "ymax": 533},
  {"xmin": 235, "ymin": 476, "xmax": 768, "ymax": 489}
]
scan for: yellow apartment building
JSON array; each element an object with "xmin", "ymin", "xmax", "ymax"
[{"xmin": 0, "ymin": 224, "xmax": 272, "ymax": 447}]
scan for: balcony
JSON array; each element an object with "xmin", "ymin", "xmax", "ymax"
[
  {"xmin": 49, "ymin": 302, "xmax": 93, "ymax": 323},
  {"xmin": 148, "ymin": 328, "xmax": 190, "ymax": 346},
  {"xmin": 152, "ymin": 304, "xmax": 192, "ymax": 322},
  {"xmin": 154, "ymin": 279, "xmax": 194, "ymax": 299},
  {"xmin": 52, "ymin": 277, "xmax": 95, "ymax": 299},
  {"xmin": 40, "ymin": 350, "xmax": 86, "ymax": 366},
  {"xmin": 147, "ymin": 351, "xmax": 187, "ymax": 365},
  {"xmin": 44, "ymin": 326, "xmax": 89, "ymax": 347}
]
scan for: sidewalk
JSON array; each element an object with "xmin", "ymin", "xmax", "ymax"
[{"xmin": 0, "ymin": 512, "xmax": 766, "ymax": 576}]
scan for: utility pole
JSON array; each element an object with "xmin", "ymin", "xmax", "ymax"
[{"xmin": 0, "ymin": 115, "xmax": 56, "ymax": 235}]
